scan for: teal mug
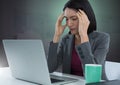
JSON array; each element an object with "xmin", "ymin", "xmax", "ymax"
[{"xmin": 85, "ymin": 64, "xmax": 102, "ymax": 84}]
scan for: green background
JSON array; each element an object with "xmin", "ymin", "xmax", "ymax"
[{"xmin": 0, "ymin": 0, "xmax": 120, "ymax": 67}]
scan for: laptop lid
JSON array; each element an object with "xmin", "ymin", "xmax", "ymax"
[
  {"xmin": 3, "ymin": 39, "xmax": 80, "ymax": 85},
  {"xmin": 3, "ymin": 39, "xmax": 52, "ymax": 85}
]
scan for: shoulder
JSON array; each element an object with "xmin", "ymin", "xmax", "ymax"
[{"xmin": 89, "ymin": 31, "xmax": 110, "ymax": 40}]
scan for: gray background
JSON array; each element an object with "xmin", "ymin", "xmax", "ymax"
[{"xmin": 0, "ymin": 0, "xmax": 120, "ymax": 67}]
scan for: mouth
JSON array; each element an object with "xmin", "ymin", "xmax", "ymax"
[{"xmin": 70, "ymin": 28, "xmax": 75, "ymax": 31}]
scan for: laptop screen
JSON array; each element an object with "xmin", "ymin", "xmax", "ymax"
[{"xmin": 3, "ymin": 40, "xmax": 52, "ymax": 85}]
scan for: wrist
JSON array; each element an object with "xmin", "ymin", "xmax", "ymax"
[
  {"xmin": 53, "ymin": 35, "xmax": 61, "ymax": 43},
  {"xmin": 80, "ymin": 34, "xmax": 89, "ymax": 43}
]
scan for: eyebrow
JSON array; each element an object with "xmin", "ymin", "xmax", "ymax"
[{"xmin": 64, "ymin": 16, "xmax": 77, "ymax": 19}]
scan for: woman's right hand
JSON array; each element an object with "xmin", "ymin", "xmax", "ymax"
[{"xmin": 53, "ymin": 13, "xmax": 67, "ymax": 43}]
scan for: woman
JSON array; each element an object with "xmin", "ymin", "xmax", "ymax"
[{"xmin": 48, "ymin": 0, "xmax": 110, "ymax": 80}]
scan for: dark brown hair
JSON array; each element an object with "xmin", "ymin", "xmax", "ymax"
[{"xmin": 63, "ymin": 0, "xmax": 96, "ymax": 34}]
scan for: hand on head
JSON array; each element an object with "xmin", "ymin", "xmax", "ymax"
[
  {"xmin": 76, "ymin": 9, "xmax": 90, "ymax": 36},
  {"xmin": 53, "ymin": 13, "xmax": 67, "ymax": 43},
  {"xmin": 55, "ymin": 13, "xmax": 67, "ymax": 37}
]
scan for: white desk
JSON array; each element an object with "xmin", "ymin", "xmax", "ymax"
[{"xmin": 0, "ymin": 67, "xmax": 85, "ymax": 85}]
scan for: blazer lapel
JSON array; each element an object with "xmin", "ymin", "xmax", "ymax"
[{"xmin": 63, "ymin": 34, "xmax": 74, "ymax": 74}]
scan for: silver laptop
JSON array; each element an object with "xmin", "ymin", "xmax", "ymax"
[{"xmin": 2, "ymin": 39, "xmax": 80, "ymax": 85}]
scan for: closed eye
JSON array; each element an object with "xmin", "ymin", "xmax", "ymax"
[{"xmin": 72, "ymin": 18, "xmax": 78, "ymax": 21}]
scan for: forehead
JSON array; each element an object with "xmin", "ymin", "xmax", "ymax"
[{"xmin": 64, "ymin": 8, "xmax": 77, "ymax": 18}]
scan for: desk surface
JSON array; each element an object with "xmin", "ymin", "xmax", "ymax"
[
  {"xmin": 1, "ymin": 67, "xmax": 120, "ymax": 85},
  {"xmin": 0, "ymin": 67, "xmax": 85, "ymax": 85}
]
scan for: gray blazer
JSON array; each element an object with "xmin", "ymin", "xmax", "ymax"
[{"xmin": 47, "ymin": 31, "xmax": 110, "ymax": 80}]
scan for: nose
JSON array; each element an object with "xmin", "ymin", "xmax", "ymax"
[{"xmin": 67, "ymin": 20, "xmax": 73, "ymax": 27}]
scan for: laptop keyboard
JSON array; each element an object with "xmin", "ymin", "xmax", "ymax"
[{"xmin": 50, "ymin": 78, "xmax": 64, "ymax": 83}]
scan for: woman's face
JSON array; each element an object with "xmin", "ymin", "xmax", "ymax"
[{"xmin": 64, "ymin": 8, "xmax": 79, "ymax": 35}]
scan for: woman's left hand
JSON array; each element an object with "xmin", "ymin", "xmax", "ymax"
[{"xmin": 76, "ymin": 9, "xmax": 90, "ymax": 43}]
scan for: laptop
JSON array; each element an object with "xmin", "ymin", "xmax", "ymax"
[{"xmin": 2, "ymin": 39, "xmax": 83, "ymax": 85}]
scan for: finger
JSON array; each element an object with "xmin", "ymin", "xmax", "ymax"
[
  {"xmin": 78, "ymin": 9, "xmax": 90, "ymax": 24},
  {"xmin": 57, "ymin": 13, "xmax": 65, "ymax": 26},
  {"xmin": 77, "ymin": 10, "xmax": 84, "ymax": 22},
  {"xmin": 76, "ymin": 12, "xmax": 82, "ymax": 21},
  {"xmin": 76, "ymin": 12, "xmax": 83, "ymax": 31},
  {"xmin": 77, "ymin": 10, "xmax": 82, "ymax": 16},
  {"xmin": 58, "ymin": 13, "xmax": 64, "ymax": 22},
  {"xmin": 76, "ymin": 13, "xmax": 82, "ymax": 26},
  {"xmin": 79, "ymin": 9, "xmax": 84, "ymax": 15},
  {"xmin": 79, "ymin": 9, "xmax": 89, "ymax": 21},
  {"xmin": 63, "ymin": 24, "xmax": 67, "ymax": 29},
  {"xmin": 79, "ymin": 10, "xmax": 90, "ymax": 30},
  {"xmin": 78, "ymin": 9, "xmax": 87, "ymax": 17},
  {"xmin": 77, "ymin": 11, "xmax": 84, "ymax": 23}
]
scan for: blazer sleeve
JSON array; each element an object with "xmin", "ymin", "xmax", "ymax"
[
  {"xmin": 75, "ymin": 33, "xmax": 110, "ymax": 71},
  {"xmin": 47, "ymin": 40, "xmax": 64, "ymax": 73}
]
